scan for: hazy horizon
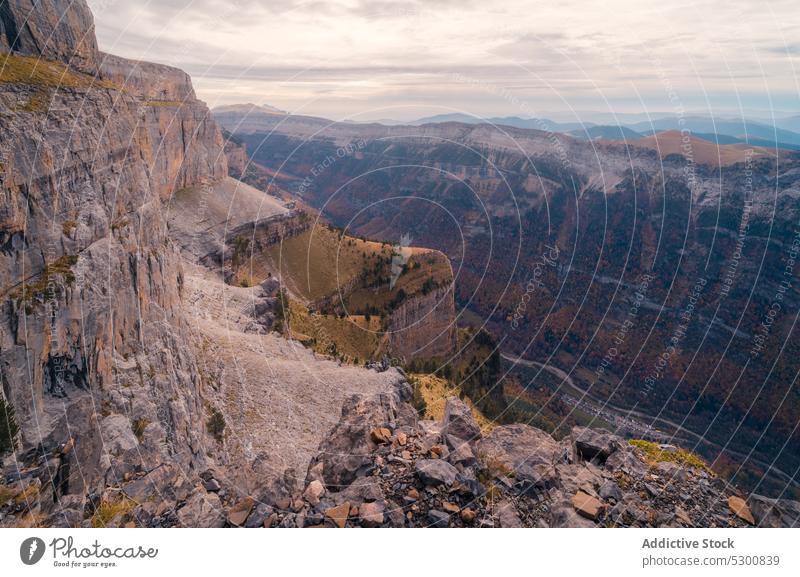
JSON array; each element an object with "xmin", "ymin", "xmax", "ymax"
[{"xmin": 89, "ymin": 0, "xmax": 799, "ymax": 123}]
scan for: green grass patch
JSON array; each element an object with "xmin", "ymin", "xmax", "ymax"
[{"xmin": 629, "ymin": 439, "xmax": 709, "ymax": 471}]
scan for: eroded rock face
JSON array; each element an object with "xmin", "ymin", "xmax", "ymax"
[
  {"xmin": 0, "ymin": 0, "xmax": 99, "ymax": 71},
  {"xmin": 385, "ymin": 282, "xmax": 456, "ymax": 359},
  {"xmin": 0, "ymin": 0, "xmax": 225, "ymax": 525},
  {"xmin": 305, "ymin": 380, "xmax": 417, "ymax": 489}
]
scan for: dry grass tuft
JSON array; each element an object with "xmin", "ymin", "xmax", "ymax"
[{"xmin": 629, "ymin": 439, "xmax": 709, "ymax": 471}]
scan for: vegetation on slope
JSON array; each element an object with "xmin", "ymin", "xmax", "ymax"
[
  {"xmin": 409, "ymin": 373, "xmax": 494, "ymax": 434},
  {"xmin": 0, "ymin": 395, "xmax": 19, "ymax": 456},
  {"xmin": 0, "ymin": 53, "xmax": 116, "ymax": 112}
]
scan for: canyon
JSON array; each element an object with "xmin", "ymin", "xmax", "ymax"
[
  {"xmin": 0, "ymin": 0, "xmax": 797, "ymax": 528},
  {"xmin": 215, "ymin": 104, "xmax": 800, "ymax": 499}
]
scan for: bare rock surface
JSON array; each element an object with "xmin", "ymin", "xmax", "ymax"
[{"xmin": 276, "ymin": 397, "xmax": 795, "ymax": 528}]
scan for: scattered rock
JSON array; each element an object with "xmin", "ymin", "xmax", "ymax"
[
  {"xmin": 572, "ymin": 491, "xmax": 605, "ymax": 521},
  {"xmin": 325, "ymin": 502, "xmax": 351, "ymax": 528},
  {"xmin": 494, "ymin": 501, "xmax": 523, "ymax": 527},
  {"xmin": 460, "ymin": 508, "xmax": 476, "ymax": 523},
  {"xmin": 228, "ymin": 497, "xmax": 255, "ymax": 527},
  {"xmin": 442, "ymin": 502, "xmax": 460, "ymax": 513},
  {"xmin": 427, "ymin": 509, "xmax": 450, "ymax": 528},
  {"xmin": 673, "ymin": 507, "xmax": 692, "ymax": 527},
  {"xmin": 446, "ymin": 436, "xmax": 477, "ymax": 467},
  {"xmin": 599, "ymin": 480, "xmax": 624, "ymax": 503},
  {"xmin": 203, "ymin": 478, "xmax": 221, "ymax": 492},
  {"xmin": 177, "ymin": 492, "xmax": 225, "ymax": 528},
  {"xmin": 728, "ymin": 496, "xmax": 755, "ymax": 525},
  {"xmin": 442, "ymin": 398, "xmax": 481, "ymax": 442},
  {"xmin": 359, "ymin": 502, "xmax": 385, "ymax": 527},
  {"xmin": 415, "ymin": 459, "xmax": 458, "ymax": 487},
  {"xmin": 303, "ymin": 480, "xmax": 325, "ymax": 505},
  {"xmin": 244, "ymin": 503, "xmax": 273, "ymax": 528},
  {"xmin": 573, "ymin": 428, "xmax": 619, "ymax": 463},
  {"xmin": 370, "ymin": 428, "xmax": 393, "ymax": 445}
]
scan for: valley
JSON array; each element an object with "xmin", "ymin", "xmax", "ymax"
[
  {"xmin": 0, "ymin": 0, "xmax": 798, "ymax": 531},
  {"xmin": 215, "ymin": 105, "xmax": 800, "ymax": 499}
]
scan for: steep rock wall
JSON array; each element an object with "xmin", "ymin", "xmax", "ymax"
[
  {"xmin": 0, "ymin": 1, "xmax": 226, "ymax": 515},
  {"xmin": 385, "ymin": 283, "xmax": 456, "ymax": 360},
  {"xmin": 0, "ymin": 0, "xmax": 99, "ymax": 71}
]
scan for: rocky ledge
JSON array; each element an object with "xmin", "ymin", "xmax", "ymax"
[
  {"xmin": 4, "ymin": 378, "xmax": 799, "ymax": 528},
  {"xmin": 273, "ymin": 383, "xmax": 800, "ymax": 528}
]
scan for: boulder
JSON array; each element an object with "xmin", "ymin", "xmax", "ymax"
[
  {"xmin": 370, "ymin": 427, "xmax": 392, "ymax": 445},
  {"xmin": 727, "ymin": 496, "xmax": 755, "ymax": 525},
  {"xmin": 442, "ymin": 398, "xmax": 481, "ymax": 442},
  {"xmin": 325, "ymin": 502, "xmax": 350, "ymax": 528},
  {"xmin": 228, "ymin": 497, "xmax": 255, "ymax": 527},
  {"xmin": 446, "ymin": 436, "xmax": 478, "ymax": 467},
  {"xmin": 303, "ymin": 480, "xmax": 325, "ymax": 505},
  {"xmin": 476, "ymin": 424, "xmax": 560, "ymax": 474},
  {"xmin": 598, "ymin": 480, "xmax": 624, "ymax": 503},
  {"xmin": 494, "ymin": 500, "xmax": 523, "ymax": 527},
  {"xmin": 513, "ymin": 462, "xmax": 558, "ymax": 496},
  {"xmin": 177, "ymin": 492, "xmax": 225, "ymax": 528},
  {"xmin": 415, "ymin": 459, "xmax": 459, "ymax": 487},
  {"xmin": 244, "ymin": 503, "xmax": 274, "ymax": 528},
  {"xmin": 359, "ymin": 502, "xmax": 385, "ymax": 527},
  {"xmin": 572, "ymin": 427, "xmax": 620, "ymax": 463},
  {"xmin": 748, "ymin": 495, "xmax": 800, "ymax": 528},
  {"xmin": 572, "ymin": 490, "xmax": 605, "ymax": 521},
  {"xmin": 427, "ymin": 509, "xmax": 451, "ymax": 528}
]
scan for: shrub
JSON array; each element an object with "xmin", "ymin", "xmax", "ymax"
[
  {"xmin": 0, "ymin": 395, "xmax": 19, "ymax": 455},
  {"xmin": 131, "ymin": 419, "xmax": 149, "ymax": 443},
  {"xmin": 206, "ymin": 407, "xmax": 226, "ymax": 444},
  {"xmin": 91, "ymin": 497, "xmax": 135, "ymax": 528}
]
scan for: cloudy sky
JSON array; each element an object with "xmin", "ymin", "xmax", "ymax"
[{"xmin": 88, "ymin": 0, "xmax": 799, "ymax": 122}]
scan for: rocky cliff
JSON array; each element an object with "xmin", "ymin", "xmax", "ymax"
[
  {"xmin": 2, "ymin": 0, "xmax": 796, "ymax": 529},
  {"xmin": 290, "ymin": 391, "xmax": 799, "ymax": 528},
  {"xmin": 385, "ymin": 282, "xmax": 456, "ymax": 360},
  {"xmin": 0, "ymin": 0, "xmax": 99, "ymax": 72},
  {"xmin": 0, "ymin": 0, "xmax": 226, "ymax": 525}
]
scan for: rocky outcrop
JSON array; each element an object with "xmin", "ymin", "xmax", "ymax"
[
  {"xmin": 223, "ymin": 133, "xmax": 248, "ymax": 179},
  {"xmin": 274, "ymin": 395, "xmax": 800, "ymax": 528},
  {"xmin": 0, "ymin": 0, "xmax": 99, "ymax": 71},
  {"xmin": 385, "ymin": 282, "xmax": 456, "ymax": 360},
  {"xmin": 98, "ymin": 53, "xmax": 197, "ymax": 102}
]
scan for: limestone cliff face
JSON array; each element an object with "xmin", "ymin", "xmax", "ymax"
[
  {"xmin": 385, "ymin": 283, "xmax": 456, "ymax": 360},
  {"xmin": 224, "ymin": 135, "xmax": 249, "ymax": 179},
  {"xmin": 0, "ymin": 0, "xmax": 226, "ymax": 518},
  {"xmin": 0, "ymin": 0, "xmax": 99, "ymax": 72}
]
